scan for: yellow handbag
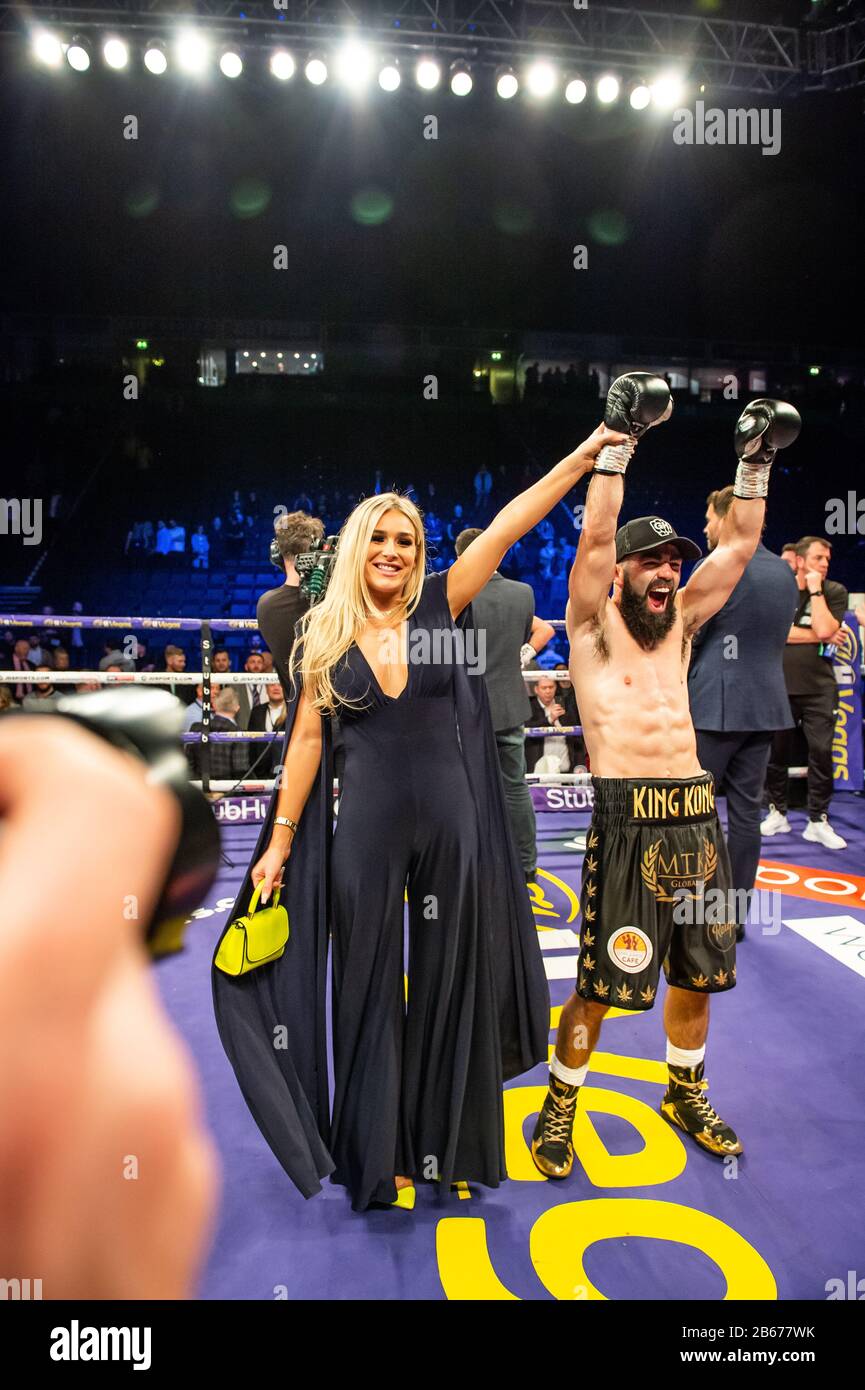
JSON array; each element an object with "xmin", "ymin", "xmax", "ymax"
[{"xmin": 215, "ymin": 881, "xmax": 289, "ymax": 976}]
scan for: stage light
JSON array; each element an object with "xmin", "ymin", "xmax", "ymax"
[
  {"xmin": 220, "ymin": 49, "xmax": 243, "ymax": 79},
  {"xmin": 103, "ymin": 38, "xmax": 130, "ymax": 70},
  {"xmin": 305, "ymin": 54, "xmax": 328, "ymax": 85},
  {"xmin": 416, "ymin": 58, "xmax": 441, "ymax": 90},
  {"xmin": 335, "ymin": 39, "xmax": 374, "ymax": 90},
  {"xmin": 630, "ymin": 82, "xmax": 651, "ymax": 110},
  {"xmin": 379, "ymin": 60, "xmax": 401, "ymax": 91},
  {"xmin": 33, "ymin": 31, "xmax": 64, "ymax": 68},
  {"xmin": 596, "ymin": 74, "xmax": 620, "ymax": 104},
  {"xmin": 144, "ymin": 41, "xmax": 168, "ymax": 75},
  {"xmin": 564, "ymin": 77, "xmax": 587, "ymax": 104},
  {"xmin": 175, "ymin": 31, "xmax": 210, "ymax": 75},
  {"xmin": 651, "ymin": 72, "xmax": 686, "ymax": 109},
  {"xmin": 450, "ymin": 62, "xmax": 472, "ymax": 96},
  {"xmin": 526, "ymin": 61, "xmax": 557, "ymax": 99},
  {"xmin": 496, "ymin": 66, "xmax": 518, "ymax": 99},
  {"xmin": 67, "ymin": 37, "xmax": 91, "ymax": 72},
  {"xmin": 269, "ymin": 50, "xmax": 295, "ymax": 81}
]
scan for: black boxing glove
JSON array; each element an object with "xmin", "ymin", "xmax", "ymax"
[
  {"xmin": 594, "ymin": 372, "xmax": 673, "ymax": 476},
  {"xmin": 15, "ymin": 688, "xmax": 220, "ymax": 959},
  {"xmin": 733, "ymin": 398, "xmax": 801, "ymax": 499}
]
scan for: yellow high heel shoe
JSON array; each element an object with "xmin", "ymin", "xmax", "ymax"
[{"xmin": 391, "ymin": 1183, "xmax": 416, "ymax": 1211}]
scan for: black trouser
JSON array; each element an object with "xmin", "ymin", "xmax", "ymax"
[
  {"xmin": 495, "ymin": 726, "xmax": 537, "ymax": 874},
  {"xmin": 765, "ymin": 691, "xmax": 836, "ymax": 819},
  {"xmin": 696, "ymin": 730, "xmax": 773, "ymax": 930}
]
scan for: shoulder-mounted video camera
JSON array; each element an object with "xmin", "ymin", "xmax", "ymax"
[
  {"xmin": 270, "ymin": 532, "xmax": 340, "ymax": 604},
  {"xmin": 295, "ymin": 535, "xmax": 340, "ymax": 605}
]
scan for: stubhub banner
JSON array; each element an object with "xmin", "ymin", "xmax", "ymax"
[
  {"xmin": 213, "ymin": 795, "xmax": 271, "ymax": 821},
  {"xmin": 529, "ymin": 782, "xmax": 594, "ymax": 813},
  {"xmin": 213, "ymin": 789, "xmax": 597, "ymax": 822}
]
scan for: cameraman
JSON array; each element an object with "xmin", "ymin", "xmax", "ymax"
[{"xmin": 257, "ymin": 511, "xmax": 324, "ymax": 697}]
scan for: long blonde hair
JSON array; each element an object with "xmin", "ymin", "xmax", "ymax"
[{"xmin": 288, "ymin": 492, "xmax": 427, "ymax": 715}]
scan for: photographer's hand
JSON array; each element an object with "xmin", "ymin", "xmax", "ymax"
[{"xmin": 0, "ymin": 718, "xmax": 218, "ymax": 1298}]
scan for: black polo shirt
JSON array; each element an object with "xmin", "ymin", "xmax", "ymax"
[
  {"xmin": 256, "ymin": 583, "xmax": 310, "ymax": 696},
  {"xmin": 782, "ymin": 579, "xmax": 848, "ymax": 697}
]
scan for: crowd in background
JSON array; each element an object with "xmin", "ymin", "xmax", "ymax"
[
  {"xmin": 118, "ymin": 471, "xmax": 579, "ymax": 615},
  {"xmin": 522, "ymin": 361, "xmax": 600, "ymax": 403},
  {"xmin": 0, "ymin": 616, "xmax": 584, "ymax": 787},
  {"xmin": 3, "ymin": 528, "xmax": 863, "ymax": 802}
]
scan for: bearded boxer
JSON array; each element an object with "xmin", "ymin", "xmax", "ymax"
[{"xmin": 531, "ymin": 380, "xmax": 800, "ymax": 1175}]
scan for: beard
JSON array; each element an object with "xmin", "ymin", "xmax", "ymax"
[{"xmin": 619, "ymin": 572, "xmax": 678, "ymax": 650}]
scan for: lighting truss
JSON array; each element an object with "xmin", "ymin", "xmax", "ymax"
[{"xmin": 6, "ymin": 1, "xmax": 864, "ymax": 93}]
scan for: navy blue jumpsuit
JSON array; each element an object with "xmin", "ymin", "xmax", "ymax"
[{"xmin": 213, "ymin": 570, "xmax": 549, "ymax": 1212}]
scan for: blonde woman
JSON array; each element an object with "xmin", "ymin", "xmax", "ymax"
[{"xmin": 213, "ymin": 421, "xmax": 626, "ymax": 1213}]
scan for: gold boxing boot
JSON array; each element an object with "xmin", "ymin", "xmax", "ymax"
[
  {"xmin": 530, "ymin": 1075, "xmax": 580, "ymax": 1178},
  {"xmin": 660, "ymin": 1062, "xmax": 743, "ymax": 1157}
]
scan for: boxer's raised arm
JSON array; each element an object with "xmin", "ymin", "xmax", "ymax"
[
  {"xmin": 565, "ymin": 373, "xmax": 673, "ymax": 640},
  {"xmin": 682, "ymin": 398, "xmax": 801, "ymax": 636},
  {"xmin": 566, "ymin": 474, "xmax": 622, "ymax": 635},
  {"xmin": 446, "ymin": 423, "xmax": 626, "ymax": 620}
]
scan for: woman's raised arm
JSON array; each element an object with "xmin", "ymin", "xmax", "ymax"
[{"xmin": 445, "ymin": 422, "xmax": 628, "ymax": 619}]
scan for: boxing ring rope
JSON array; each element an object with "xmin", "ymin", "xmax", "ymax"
[
  {"xmin": 1, "ymin": 612, "xmax": 568, "ymax": 633},
  {"xmin": 0, "ymin": 614, "xmax": 260, "ymax": 631},
  {"xmin": 0, "ymin": 608, "xmax": 589, "ymax": 802},
  {"xmin": 3, "ymin": 607, "xmax": 830, "ymax": 803},
  {"xmin": 0, "ymin": 670, "xmax": 282, "ymax": 685}
]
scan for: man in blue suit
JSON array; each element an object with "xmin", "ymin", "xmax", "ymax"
[{"xmin": 688, "ymin": 485, "xmax": 798, "ymax": 940}]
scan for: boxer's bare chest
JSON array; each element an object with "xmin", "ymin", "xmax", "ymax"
[{"xmin": 570, "ymin": 601, "xmax": 697, "ymax": 772}]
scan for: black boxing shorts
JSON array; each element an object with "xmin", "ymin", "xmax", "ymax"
[{"xmin": 575, "ymin": 773, "xmax": 736, "ymax": 1012}]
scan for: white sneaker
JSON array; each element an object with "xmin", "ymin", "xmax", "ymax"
[
  {"xmin": 563, "ymin": 832, "xmax": 587, "ymax": 851},
  {"xmin": 803, "ymin": 816, "xmax": 847, "ymax": 850},
  {"xmin": 760, "ymin": 805, "xmax": 791, "ymax": 836}
]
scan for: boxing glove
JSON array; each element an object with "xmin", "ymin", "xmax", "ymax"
[
  {"xmin": 733, "ymin": 398, "xmax": 801, "ymax": 499},
  {"xmin": 595, "ymin": 373, "xmax": 673, "ymax": 476}
]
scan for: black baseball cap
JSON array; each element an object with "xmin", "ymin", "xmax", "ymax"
[{"xmin": 615, "ymin": 516, "xmax": 702, "ymax": 563}]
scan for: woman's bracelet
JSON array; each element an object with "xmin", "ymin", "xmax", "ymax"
[{"xmin": 274, "ymin": 815, "xmax": 299, "ymax": 834}]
